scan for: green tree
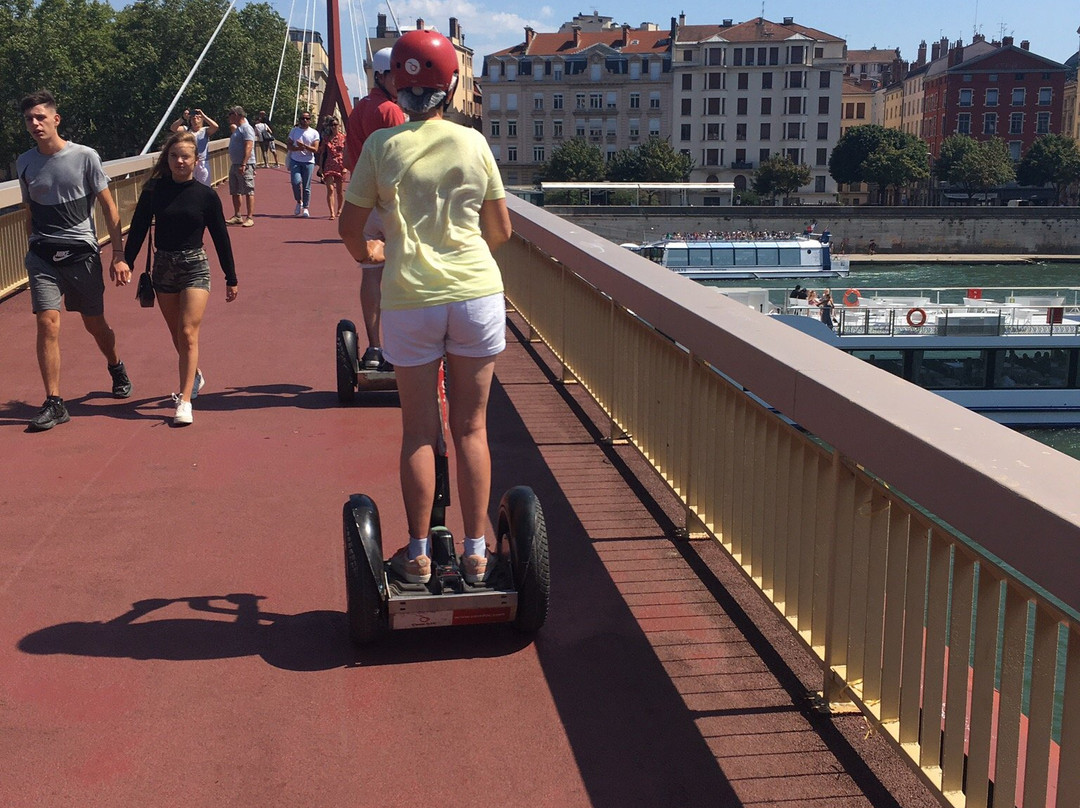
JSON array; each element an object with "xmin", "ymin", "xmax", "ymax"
[
  {"xmin": 828, "ymin": 124, "xmax": 892, "ymax": 186},
  {"xmin": 939, "ymin": 135, "xmax": 1015, "ymax": 202},
  {"xmin": 751, "ymin": 155, "xmax": 811, "ymax": 203},
  {"xmin": 1017, "ymin": 134, "xmax": 1080, "ymax": 203},
  {"xmin": 862, "ymin": 142, "xmax": 930, "ymax": 204},
  {"xmin": 541, "ymin": 137, "xmax": 605, "ymax": 204},
  {"xmin": 607, "ymin": 135, "xmax": 693, "ymax": 202},
  {"xmin": 828, "ymin": 124, "xmax": 929, "ymax": 203}
]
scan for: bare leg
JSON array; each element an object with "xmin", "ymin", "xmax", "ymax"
[
  {"xmin": 81, "ymin": 313, "xmax": 120, "ymax": 365},
  {"xmin": 230, "ymin": 193, "xmax": 241, "ymax": 218},
  {"xmin": 360, "ymin": 266, "xmax": 383, "ymax": 348},
  {"xmin": 394, "ymin": 358, "xmax": 443, "ymax": 539},
  {"xmin": 158, "ymin": 289, "xmax": 210, "ymax": 399},
  {"xmin": 35, "ymin": 309, "xmax": 62, "ymax": 397},
  {"xmin": 445, "ymin": 353, "xmax": 497, "ymax": 540}
]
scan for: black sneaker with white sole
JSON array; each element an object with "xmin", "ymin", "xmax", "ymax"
[
  {"xmin": 29, "ymin": 397, "xmax": 70, "ymax": 431},
  {"xmin": 108, "ymin": 361, "xmax": 132, "ymax": 398},
  {"xmin": 360, "ymin": 347, "xmax": 384, "ymax": 371}
]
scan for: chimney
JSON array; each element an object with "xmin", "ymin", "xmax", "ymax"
[
  {"xmin": 931, "ymin": 42, "xmax": 940, "ymax": 60},
  {"xmin": 449, "ymin": 17, "xmax": 459, "ymax": 41},
  {"xmin": 973, "ymin": 32, "xmax": 985, "ymax": 43},
  {"xmin": 783, "ymin": 16, "xmax": 794, "ymax": 25},
  {"xmin": 949, "ymin": 42, "xmax": 964, "ymax": 66},
  {"xmin": 622, "ymin": 23, "xmax": 630, "ymax": 46},
  {"xmin": 416, "ymin": 18, "xmax": 425, "ymax": 32},
  {"xmin": 722, "ymin": 18, "xmax": 733, "ymax": 27},
  {"xmin": 524, "ymin": 26, "xmax": 535, "ymax": 51},
  {"xmin": 376, "ymin": 12, "xmax": 387, "ymax": 37},
  {"xmin": 572, "ymin": 24, "xmax": 581, "ymax": 48},
  {"xmin": 1020, "ymin": 40, "xmax": 1030, "ymax": 50},
  {"xmin": 678, "ymin": 13, "xmax": 685, "ymax": 27},
  {"xmin": 1002, "ymin": 35, "xmax": 1014, "ymax": 47}
]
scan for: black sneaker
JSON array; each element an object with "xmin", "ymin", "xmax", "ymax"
[
  {"xmin": 108, "ymin": 361, "xmax": 132, "ymax": 398},
  {"xmin": 360, "ymin": 347, "xmax": 383, "ymax": 370},
  {"xmin": 29, "ymin": 397, "xmax": 70, "ymax": 431}
]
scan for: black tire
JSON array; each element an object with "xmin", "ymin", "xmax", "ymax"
[
  {"xmin": 343, "ymin": 494, "xmax": 388, "ymax": 645},
  {"xmin": 336, "ymin": 320, "xmax": 359, "ymax": 404},
  {"xmin": 498, "ymin": 486, "xmax": 550, "ymax": 633}
]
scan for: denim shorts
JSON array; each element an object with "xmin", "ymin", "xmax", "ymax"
[
  {"xmin": 26, "ymin": 248, "xmax": 105, "ymax": 316},
  {"xmin": 152, "ymin": 247, "xmax": 211, "ymax": 293},
  {"xmin": 381, "ymin": 292, "xmax": 506, "ymax": 367}
]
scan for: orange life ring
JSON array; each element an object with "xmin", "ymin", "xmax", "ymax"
[
  {"xmin": 842, "ymin": 288, "xmax": 861, "ymax": 307},
  {"xmin": 906, "ymin": 307, "xmax": 927, "ymax": 328}
]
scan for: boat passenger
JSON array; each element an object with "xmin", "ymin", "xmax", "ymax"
[
  {"xmin": 818, "ymin": 290, "xmax": 835, "ymax": 330},
  {"xmin": 806, "ymin": 289, "xmax": 819, "ymax": 306}
]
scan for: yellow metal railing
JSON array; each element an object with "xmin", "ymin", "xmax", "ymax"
[
  {"xmin": 0, "ymin": 140, "xmax": 233, "ymax": 300},
  {"xmin": 501, "ymin": 195, "xmax": 1080, "ymax": 808}
]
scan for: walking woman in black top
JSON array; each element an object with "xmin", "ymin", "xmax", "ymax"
[{"xmin": 125, "ymin": 131, "xmax": 238, "ymax": 425}]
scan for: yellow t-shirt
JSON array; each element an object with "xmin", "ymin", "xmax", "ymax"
[{"xmin": 345, "ymin": 119, "xmax": 506, "ymax": 310}]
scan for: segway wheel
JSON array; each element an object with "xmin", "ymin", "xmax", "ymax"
[
  {"xmin": 343, "ymin": 494, "xmax": 388, "ymax": 644},
  {"xmin": 336, "ymin": 319, "xmax": 359, "ymax": 404},
  {"xmin": 498, "ymin": 486, "xmax": 550, "ymax": 633}
]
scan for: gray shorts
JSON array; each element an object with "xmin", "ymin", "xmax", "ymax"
[
  {"xmin": 26, "ymin": 248, "xmax": 105, "ymax": 316},
  {"xmin": 152, "ymin": 247, "xmax": 211, "ymax": 293},
  {"xmin": 229, "ymin": 163, "xmax": 255, "ymax": 195}
]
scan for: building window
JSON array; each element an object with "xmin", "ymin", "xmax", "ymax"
[
  {"xmin": 706, "ymin": 47, "xmax": 723, "ymax": 66},
  {"xmin": 817, "ymin": 122, "xmax": 828, "ymax": 139},
  {"xmin": 507, "ymin": 146, "xmax": 517, "ymax": 162},
  {"xmin": 737, "ymin": 97, "xmax": 748, "ymax": 115},
  {"xmin": 681, "ymin": 98, "xmax": 693, "ymax": 115},
  {"xmin": 856, "ymin": 102, "xmax": 865, "ymax": 118},
  {"xmin": 761, "ymin": 72, "xmax": 773, "ymax": 90},
  {"xmin": 761, "ymin": 97, "xmax": 772, "ymax": 115},
  {"xmin": 575, "ymin": 93, "xmax": 586, "ymax": 109},
  {"xmin": 1036, "ymin": 112, "xmax": 1050, "ymax": 134},
  {"xmin": 681, "ymin": 73, "xmax": 692, "ymax": 90},
  {"xmin": 648, "ymin": 118, "xmax": 660, "ymax": 136},
  {"xmin": 629, "ymin": 92, "xmax": 640, "ymax": 109},
  {"xmin": 738, "ymin": 72, "xmax": 749, "ymax": 90},
  {"xmin": 606, "ymin": 92, "xmax": 617, "ymax": 109},
  {"xmin": 682, "ymin": 48, "xmax": 693, "ymax": 62},
  {"xmin": 1010, "ymin": 112, "xmax": 1024, "ymax": 134},
  {"xmin": 985, "ymin": 88, "xmax": 998, "ymax": 106},
  {"xmin": 553, "ymin": 94, "xmax": 563, "ymax": 110},
  {"xmin": 532, "ymin": 146, "xmax": 544, "ymax": 162},
  {"xmin": 1012, "ymin": 88, "xmax": 1025, "ymax": 106},
  {"xmin": 553, "ymin": 66, "xmax": 563, "ymax": 81},
  {"xmin": 733, "ymin": 48, "xmax": 743, "ymax": 66},
  {"xmin": 649, "ymin": 92, "xmax": 661, "ymax": 109},
  {"xmin": 589, "ymin": 92, "xmax": 603, "ymax": 109},
  {"xmin": 789, "ymin": 45, "xmax": 804, "ymax": 64},
  {"xmin": 507, "ymin": 120, "xmax": 517, "ymax": 137},
  {"xmin": 760, "ymin": 122, "xmax": 771, "ymax": 140},
  {"xmin": 759, "ymin": 148, "xmax": 771, "ymax": 162},
  {"xmin": 818, "ymin": 96, "xmax": 829, "ymax": 114},
  {"xmin": 553, "ymin": 120, "xmax": 563, "ymax": 138},
  {"xmin": 1038, "ymin": 87, "xmax": 1052, "ymax": 105},
  {"xmin": 785, "ymin": 121, "xmax": 802, "ymax": 139},
  {"xmin": 705, "ymin": 122, "xmax": 720, "ymax": 140},
  {"xmin": 819, "ymin": 70, "xmax": 831, "ymax": 88},
  {"xmin": 786, "ymin": 96, "xmax": 804, "ymax": 115},
  {"xmin": 787, "ymin": 71, "xmax": 804, "ymax": 89},
  {"xmin": 705, "ymin": 97, "xmax": 721, "ymax": 115},
  {"xmin": 505, "ymin": 64, "xmax": 518, "ymax": 81},
  {"xmin": 983, "ymin": 112, "xmax": 997, "ymax": 134},
  {"xmin": 533, "ymin": 94, "xmax": 543, "ymax": 110},
  {"xmin": 491, "ymin": 145, "xmax": 501, "ymax": 160},
  {"xmin": 736, "ymin": 123, "xmax": 747, "ymax": 141},
  {"xmin": 815, "ymin": 175, "xmax": 826, "ymax": 192},
  {"xmin": 680, "ymin": 123, "xmax": 691, "ymax": 141},
  {"xmin": 1009, "ymin": 141, "xmax": 1022, "ymax": 160},
  {"xmin": 575, "ymin": 120, "xmax": 585, "ymax": 137},
  {"xmin": 533, "ymin": 120, "xmax": 543, "ymax": 138},
  {"xmin": 704, "ymin": 148, "xmax": 719, "ymax": 165},
  {"xmin": 490, "ymin": 120, "xmax": 500, "ymax": 137},
  {"xmin": 957, "ymin": 113, "xmax": 971, "ymax": 134},
  {"xmin": 816, "ymin": 147, "xmax": 827, "ymax": 166},
  {"xmin": 488, "ymin": 93, "xmax": 500, "ymax": 111},
  {"xmin": 629, "ymin": 119, "xmax": 640, "ymax": 139},
  {"xmin": 959, "ymin": 88, "xmax": 972, "ymax": 106},
  {"xmin": 707, "ymin": 73, "xmax": 723, "ymax": 90}
]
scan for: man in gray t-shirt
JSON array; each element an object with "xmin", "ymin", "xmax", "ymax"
[
  {"xmin": 225, "ymin": 105, "xmax": 256, "ymax": 226},
  {"xmin": 17, "ymin": 89, "xmax": 133, "ymax": 431}
]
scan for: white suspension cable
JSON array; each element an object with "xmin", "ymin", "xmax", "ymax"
[
  {"xmin": 269, "ymin": 0, "xmax": 297, "ymax": 121},
  {"xmin": 355, "ymin": 0, "xmax": 373, "ymax": 96},
  {"xmin": 140, "ymin": 0, "xmax": 238, "ymax": 154},
  {"xmin": 346, "ymin": 0, "xmax": 364, "ymax": 98},
  {"xmin": 293, "ymin": 0, "xmax": 313, "ymax": 121},
  {"xmin": 384, "ymin": 0, "xmax": 401, "ymax": 35}
]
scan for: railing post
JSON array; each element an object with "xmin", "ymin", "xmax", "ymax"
[{"xmin": 821, "ymin": 448, "xmax": 857, "ymax": 711}]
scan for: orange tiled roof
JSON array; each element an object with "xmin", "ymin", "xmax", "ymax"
[
  {"xmin": 676, "ymin": 18, "xmax": 843, "ymax": 44},
  {"xmin": 491, "ymin": 28, "xmax": 670, "ymax": 57},
  {"xmin": 847, "ymin": 48, "xmax": 898, "ymax": 63}
]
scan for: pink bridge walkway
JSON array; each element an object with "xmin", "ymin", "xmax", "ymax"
[{"xmin": 0, "ymin": 167, "xmax": 938, "ymax": 807}]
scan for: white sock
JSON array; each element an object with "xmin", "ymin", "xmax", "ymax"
[
  {"xmin": 464, "ymin": 537, "xmax": 487, "ymax": 559},
  {"xmin": 408, "ymin": 537, "xmax": 429, "ymax": 560}
]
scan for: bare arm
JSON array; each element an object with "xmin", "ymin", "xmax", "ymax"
[
  {"xmin": 339, "ymin": 202, "xmax": 374, "ymax": 263},
  {"xmin": 479, "ymin": 197, "xmax": 512, "ymax": 251},
  {"xmin": 96, "ymin": 187, "xmax": 132, "ymax": 285},
  {"xmin": 200, "ymin": 111, "xmax": 219, "ymax": 136}
]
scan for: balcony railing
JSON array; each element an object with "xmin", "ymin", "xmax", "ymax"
[{"xmin": 730, "ymin": 160, "xmax": 754, "ymax": 170}]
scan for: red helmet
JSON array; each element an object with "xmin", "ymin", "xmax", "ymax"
[{"xmin": 391, "ymin": 30, "xmax": 458, "ymax": 93}]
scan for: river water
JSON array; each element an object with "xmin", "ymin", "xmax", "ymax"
[{"xmin": 705, "ymin": 260, "xmax": 1080, "ymax": 460}]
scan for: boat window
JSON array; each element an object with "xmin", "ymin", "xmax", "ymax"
[
  {"xmin": 912, "ymin": 350, "xmax": 987, "ymax": 389},
  {"xmin": 756, "ymin": 247, "xmax": 779, "ymax": 265},
  {"xmin": 777, "ymin": 248, "xmax": 801, "ymax": 266},
  {"xmin": 851, "ymin": 350, "xmax": 904, "ymax": 378},
  {"xmin": 687, "ymin": 246, "xmax": 713, "ymax": 267},
  {"xmin": 733, "ymin": 247, "xmax": 758, "ymax": 266},
  {"xmin": 711, "ymin": 247, "xmax": 735, "ymax": 266},
  {"xmin": 664, "ymin": 247, "xmax": 689, "ymax": 267},
  {"xmin": 641, "ymin": 247, "xmax": 664, "ymax": 264},
  {"xmin": 993, "ymin": 348, "xmax": 1070, "ymax": 388}
]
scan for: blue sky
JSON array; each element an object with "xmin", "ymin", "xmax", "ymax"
[{"xmin": 219, "ymin": 0, "xmax": 1080, "ymax": 102}]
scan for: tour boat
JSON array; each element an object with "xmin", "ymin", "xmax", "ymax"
[
  {"xmin": 729, "ymin": 286, "xmax": 1080, "ymax": 426},
  {"xmin": 628, "ymin": 230, "xmax": 849, "ymax": 281}
]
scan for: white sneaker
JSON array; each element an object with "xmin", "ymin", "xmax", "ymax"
[
  {"xmin": 172, "ymin": 395, "xmax": 193, "ymax": 426},
  {"xmin": 301, "ymin": 208, "xmax": 310, "ymax": 218},
  {"xmin": 191, "ymin": 369, "xmax": 205, "ymax": 399},
  {"xmin": 294, "ymin": 203, "xmax": 302, "ymax": 216}
]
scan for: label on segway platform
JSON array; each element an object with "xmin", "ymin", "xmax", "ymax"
[{"xmin": 390, "ymin": 606, "xmax": 513, "ymax": 630}]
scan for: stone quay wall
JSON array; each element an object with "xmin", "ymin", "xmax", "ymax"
[{"xmin": 546, "ymin": 206, "xmax": 1080, "ymax": 255}]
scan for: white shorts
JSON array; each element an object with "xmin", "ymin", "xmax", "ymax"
[{"xmin": 382, "ymin": 292, "xmax": 506, "ymax": 367}]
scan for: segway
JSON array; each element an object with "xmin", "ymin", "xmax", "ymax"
[
  {"xmin": 342, "ymin": 365, "xmax": 550, "ymax": 645},
  {"xmin": 336, "ymin": 319, "xmax": 396, "ymax": 403}
]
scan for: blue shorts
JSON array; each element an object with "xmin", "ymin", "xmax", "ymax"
[
  {"xmin": 382, "ymin": 293, "xmax": 506, "ymax": 367},
  {"xmin": 26, "ymin": 248, "xmax": 105, "ymax": 316}
]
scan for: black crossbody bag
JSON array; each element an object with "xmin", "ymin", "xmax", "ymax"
[{"xmin": 135, "ymin": 182, "xmax": 156, "ymax": 307}]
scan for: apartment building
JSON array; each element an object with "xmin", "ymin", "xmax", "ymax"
[
  {"xmin": 290, "ymin": 29, "xmax": 329, "ymax": 114},
  {"xmin": 845, "ymin": 47, "xmax": 900, "ymax": 83},
  {"xmin": 482, "ymin": 15, "xmax": 673, "ymax": 186},
  {"xmin": 671, "ymin": 16, "xmax": 846, "ymax": 203},
  {"xmin": 922, "ymin": 36, "xmax": 1068, "ymax": 159},
  {"xmin": 364, "ymin": 14, "xmax": 481, "ymax": 129},
  {"xmin": 1063, "ymin": 53, "xmax": 1079, "ymax": 142}
]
